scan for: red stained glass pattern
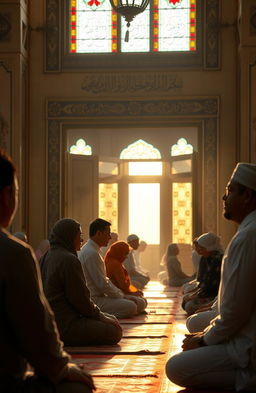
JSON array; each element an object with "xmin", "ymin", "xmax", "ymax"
[{"xmin": 70, "ymin": 0, "xmax": 196, "ymax": 53}]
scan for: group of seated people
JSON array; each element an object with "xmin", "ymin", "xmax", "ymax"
[
  {"xmin": 38, "ymin": 217, "xmax": 150, "ymax": 346},
  {"xmin": 2, "ymin": 148, "xmax": 256, "ymax": 392}
]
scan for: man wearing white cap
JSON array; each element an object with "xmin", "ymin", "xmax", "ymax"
[
  {"xmin": 124, "ymin": 234, "xmax": 150, "ymax": 289},
  {"xmin": 166, "ymin": 163, "xmax": 256, "ymax": 391}
]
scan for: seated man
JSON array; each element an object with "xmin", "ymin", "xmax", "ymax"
[
  {"xmin": 124, "ymin": 234, "xmax": 150, "ymax": 289},
  {"xmin": 0, "ymin": 150, "xmax": 94, "ymax": 393},
  {"xmin": 79, "ymin": 218, "xmax": 137, "ymax": 319},
  {"xmin": 166, "ymin": 163, "xmax": 256, "ymax": 391}
]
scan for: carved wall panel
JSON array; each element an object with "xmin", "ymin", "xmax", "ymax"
[
  {"xmin": 0, "ymin": 61, "xmax": 11, "ymax": 152},
  {"xmin": 239, "ymin": 0, "xmax": 256, "ymax": 46},
  {"xmin": 250, "ymin": 56, "xmax": 256, "ymax": 162}
]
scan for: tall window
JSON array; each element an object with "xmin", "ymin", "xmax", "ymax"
[{"xmin": 70, "ymin": 0, "xmax": 196, "ymax": 53}]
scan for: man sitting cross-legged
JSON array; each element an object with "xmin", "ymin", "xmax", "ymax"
[
  {"xmin": 166, "ymin": 163, "xmax": 256, "ymax": 391},
  {"xmin": 79, "ymin": 218, "xmax": 137, "ymax": 319}
]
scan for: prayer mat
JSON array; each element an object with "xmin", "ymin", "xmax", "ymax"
[
  {"xmin": 66, "ymin": 337, "xmax": 168, "ymax": 355},
  {"xmin": 118, "ymin": 314, "xmax": 174, "ymax": 324},
  {"xmin": 93, "ymin": 376, "xmax": 163, "ymax": 393},
  {"xmin": 143, "ymin": 291, "xmax": 178, "ymax": 299},
  {"xmin": 147, "ymin": 309, "xmax": 173, "ymax": 315},
  {"xmin": 121, "ymin": 323, "xmax": 173, "ymax": 337},
  {"xmin": 71, "ymin": 354, "xmax": 166, "ymax": 377},
  {"xmin": 147, "ymin": 298, "xmax": 177, "ymax": 305}
]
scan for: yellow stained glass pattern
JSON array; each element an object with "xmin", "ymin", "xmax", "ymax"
[
  {"xmin": 99, "ymin": 183, "xmax": 118, "ymax": 233},
  {"xmin": 69, "ymin": 139, "xmax": 92, "ymax": 155},
  {"xmin": 172, "ymin": 182, "xmax": 192, "ymax": 244},
  {"xmin": 171, "ymin": 138, "xmax": 193, "ymax": 156},
  {"xmin": 120, "ymin": 139, "xmax": 161, "ymax": 159}
]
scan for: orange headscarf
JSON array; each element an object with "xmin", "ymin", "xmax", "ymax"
[{"xmin": 105, "ymin": 241, "xmax": 138, "ymax": 294}]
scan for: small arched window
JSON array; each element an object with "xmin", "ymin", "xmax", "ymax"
[
  {"xmin": 69, "ymin": 138, "xmax": 92, "ymax": 155},
  {"xmin": 120, "ymin": 139, "xmax": 161, "ymax": 159},
  {"xmin": 170, "ymin": 137, "xmax": 193, "ymax": 156}
]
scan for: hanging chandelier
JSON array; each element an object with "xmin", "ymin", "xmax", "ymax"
[{"xmin": 109, "ymin": 0, "xmax": 150, "ymax": 42}]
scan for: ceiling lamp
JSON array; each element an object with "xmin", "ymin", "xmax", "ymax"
[{"xmin": 109, "ymin": 0, "xmax": 150, "ymax": 42}]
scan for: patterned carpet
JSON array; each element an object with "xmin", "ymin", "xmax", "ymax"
[{"xmin": 66, "ymin": 281, "xmax": 188, "ymax": 393}]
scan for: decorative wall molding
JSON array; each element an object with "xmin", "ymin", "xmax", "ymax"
[
  {"xmin": 0, "ymin": 13, "xmax": 11, "ymax": 41},
  {"xmin": 81, "ymin": 73, "xmax": 183, "ymax": 95},
  {"xmin": 250, "ymin": 5, "xmax": 256, "ymax": 35},
  {"xmin": 48, "ymin": 97, "xmax": 218, "ymax": 118},
  {"xmin": 0, "ymin": 61, "xmax": 12, "ymax": 153},
  {"xmin": 45, "ymin": 0, "xmax": 60, "ymax": 72},
  {"xmin": 45, "ymin": 0, "xmax": 220, "ymax": 72},
  {"xmin": 249, "ymin": 55, "xmax": 256, "ymax": 162},
  {"xmin": 47, "ymin": 96, "xmax": 219, "ymax": 234},
  {"xmin": 204, "ymin": 0, "xmax": 220, "ymax": 69}
]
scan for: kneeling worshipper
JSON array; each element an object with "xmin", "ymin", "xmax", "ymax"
[
  {"xmin": 40, "ymin": 218, "xmax": 122, "ymax": 346},
  {"xmin": 105, "ymin": 241, "xmax": 147, "ymax": 314},
  {"xmin": 164, "ymin": 243, "xmax": 193, "ymax": 287},
  {"xmin": 182, "ymin": 232, "xmax": 223, "ymax": 316},
  {"xmin": 124, "ymin": 234, "xmax": 150, "ymax": 289}
]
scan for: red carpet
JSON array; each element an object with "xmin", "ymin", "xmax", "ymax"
[{"xmin": 65, "ymin": 281, "xmax": 234, "ymax": 393}]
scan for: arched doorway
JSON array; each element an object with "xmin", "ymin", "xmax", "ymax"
[{"xmin": 66, "ymin": 137, "xmax": 196, "ymax": 277}]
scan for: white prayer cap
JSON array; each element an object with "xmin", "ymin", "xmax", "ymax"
[
  {"xmin": 230, "ymin": 163, "xmax": 256, "ymax": 191},
  {"xmin": 127, "ymin": 234, "xmax": 139, "ymax": 242},
  {"xmin": 196, "ymin": 232, "xmax": 221, "ymax": 252}
]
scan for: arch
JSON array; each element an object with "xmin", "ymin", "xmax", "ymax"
[
  {"xmin": 171, "ymin": 137, "xmax": 193, "ymax": 156},
  {"xmin": 69, "ymin": 138, "xmax": 92, "ymax": 155},
  {"xmin": 120, "ymin": 139, "xmax": 161, "ymax": 159}
]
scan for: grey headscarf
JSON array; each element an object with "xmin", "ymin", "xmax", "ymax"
[{"xmin": 49, "ymin": 218, "xmax": 81, "ymax": 255}]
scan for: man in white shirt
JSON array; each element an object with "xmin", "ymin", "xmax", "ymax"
[
  {"xmin": 79, "ymin": 219, "xmax": 137, "ymax": 318},
  {"xmin": 166, "ymin": 163, "xmax": 256, "ymax": 391}
]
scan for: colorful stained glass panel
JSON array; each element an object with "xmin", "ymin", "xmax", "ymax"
[
  {"xmin": 71, "ymin": 0, "xmax": 114, "ymax": 53},
  {"xmin": 121, "ymin": 5, "xmax": 150, "ymax": 52},
  {"xmin": 71, "ymin": 0, "xmax": 196, "ymax": 53},
  {"xmin": 99, "ymin": 183, "xmax": 118, "ymax": 232},
  {"xmin": 172, "ymin": 182, "xmax": 192, "ymax": 244},
  {"xmin": 158, "ymin": 0, "xmax": 196, "ymax": 51}
]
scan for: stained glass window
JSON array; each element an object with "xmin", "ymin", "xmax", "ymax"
[
  {"xmin": 172, "ymin": 182, "xmax": 192, "ymax": 243},
  {"xmin": 99, "ymin": 183, "xmax": 118, "ymax": 232},
  {"xmin": 70, "ymin": 0, "xmax": 196, "ymax": 53},
  {"xmin": 69, "ymin": 138, "xmax": 92, "ymax": 155},
  {"xmin": 120, "ymin": 139, "xmax": 161, "ymax": 159},
  {"xmin": 171, "ymin": 137, "xmax": 193, "ymax": 156}
]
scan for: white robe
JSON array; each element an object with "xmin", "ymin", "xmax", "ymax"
[{"xmin": 204, "ymin": 209, "xmax": 256, "ymax": 389}]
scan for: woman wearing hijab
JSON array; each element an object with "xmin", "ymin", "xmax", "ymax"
[
  {"xmin": 164, "ymin": 243, "xmax": 193, "ymax": 287},
  {"xmin": 105, "ymin": 241, "xmax": 147, "ymax": 314},
  {"xmin": 182, "ymin": 232, "xmax": 223, "ymax": 316},
  {"xmin": 40, "ymin": 218, "xmax": 122, "ymax": 346}
]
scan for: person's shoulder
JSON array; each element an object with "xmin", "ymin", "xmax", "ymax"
[{"xmin": 0, "ymin": 230, "xmax": 34, "ymax": 262}]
